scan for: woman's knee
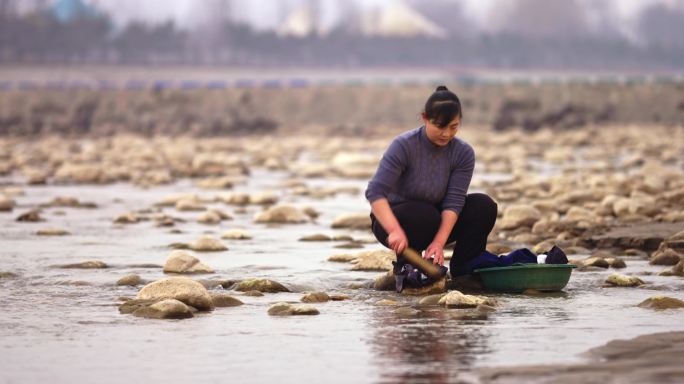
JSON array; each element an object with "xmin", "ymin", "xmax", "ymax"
[{"xmin": 464, "ymin": 193, "xmax": 498, "ymax": 226}]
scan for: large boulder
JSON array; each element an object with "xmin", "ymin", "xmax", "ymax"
[
  {"xmin": 438, "ymin": 290, "xmax": 497, "ymax": 308},
  {"xmin": 136, "ymin": 277, "xmax": 214, "ymax": 311},
  {"xmin": 650, "ymin": 248, "xmax": 682, "ymax": 266},
  {"xmin": 498, "ymin": 205, "xmax": 542, "ymax": 230},
  {"xmin": 235, "ymin": 278, "xmax": 290, "ymax": 293},
  {"xmin": 132, "ymin": 299, "xmax": 194, "ymax": 319},
  {"xmin": 267, "ymin": 302, "xmax": 319, "ymax": 316},
  {"xmin": 253, "ymin": 205, "xmax": 309, "ymax": 224},
  {"xmin": 163, "ymin": 250, "xmax": 214, "ymax": 274}
]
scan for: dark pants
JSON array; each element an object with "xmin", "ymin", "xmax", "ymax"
[{"xmin": 371, "ymin": 193, "xmax": 498, "ymax": 274}]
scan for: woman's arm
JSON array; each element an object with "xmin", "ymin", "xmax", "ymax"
[
  {"xmin": 371, "ymin": 198, "xmax": 408, "ymax": 254},
  {"xmin": 424, "ymin": 210, "xmax": 458, "ymax": 265}
]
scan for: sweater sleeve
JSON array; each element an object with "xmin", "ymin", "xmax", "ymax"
[
  {"xmin": 441, "ymin": 144, "xmax": 475, "ymax": 215},
  {"xmin": 365, "ymin": 138, "xmax": 408, "ymax": 203}
]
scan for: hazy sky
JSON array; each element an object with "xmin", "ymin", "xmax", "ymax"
[{"xmin": 92, "ymin": 0, "xmax": 668, "ymax": 31}]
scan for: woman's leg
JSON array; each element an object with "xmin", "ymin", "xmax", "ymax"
[
  {"xmin": 371, "ymin": 201, "xmax": 441, "ymax": 252},
  {"xmin": 447, "ymin": 193, "xmax": 498, "ymax": 273}
]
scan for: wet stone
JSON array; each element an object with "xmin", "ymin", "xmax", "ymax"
[
  {"xmin": 119, "ymin": 299, "xmax": 160, "ymax": 314},
  {"xmin": 301, "ymin": 292, "xmax": 331, "ymax": 303},
  {"xmin": 117, "ymin": 274, "xmax": 144, "ymax": 286},
  {"xmin": 0, "ymin": 271, "xmax": 18, "ymax": 279},
  {"xmin": 350, "ymin": 250, "xmax": 395, "ymax": 271},
  {"xmin": 198, "ymin": 279, "xmax": 236, "ymax": 289},
  {"xmin": 605, "ymin": 274, "xmax": 645, "ymax": 287},
  {"xmin": 36, "ymin": 228, "xmax": 70, "ymax": 236},
  {"xmin": 331, "ymin": 212, "xmax": 372, "ymax": 230},
  {"xmin": 650, "ymin": 248, "xmax": 682, "ymax": 266},
  {"xmin": 299, "ymin": 234, "xmax": 332, "ymax": 242},
  {"xmin": 242, "ymin": 290, "xmax": 264, "ymax": 297},
  {"xmin": 402, "ymin": 277, "xmax": 447, "ymax": 296},
  {"xmin": 136, "ymin": 277, "xmax": 214, "ymax": 311},
  {"xmin": 374, "ymin": 272, "xmax": 396, "ymax": 291},
  {"xmin": 235, "ymin": 278, "xmax": 289, "ymax": 293},
  {"xmin": 210, "ymin": 293, "xmax": 243, "ymax": 307},
  {"xmin": 163, "ymin": 250, "xmax": 214, "ymax": 274},
  {"xmin": 637, "ymin": 296, "xmax": 684, "ymax": 310},
  {"xmin": 328, "ymin": 253, "xmax": 358, "ymax": 263},
  {"xmin": 221, "ymin": 229, "xmax": 252, "ymax": 240},
  {"xmin": 267, "ymin": 302, "xmax": 319, "ymax": 316},
  {"xmin": 393, "ymin": 307, "xmax": 421, "ymax": 317},
  {"xmin": 334, "ymin": 242, "xmax": 364, "ymax": 249},
  {"xmin": 132, "ymin": 299, "xmax": 194, "ymax": 320},
  {"xmin": 438, "ymin": 291, "xmax": 497, "ymax": 308},
  {"xmin": 16, "ymin": 210, "xmax": 43, "ymax": 222},
  {"xmin": 57, "ymin": 261, "xmax": 109, "ymax": 269},
  {"xmin": 376, "ymin": 299, "xmax": 399, "ymax": 306},
  {"xmin": 418, "ymin": 294, "xmax": 447, "ymax": 306},
  {"xmin": 188, "ymin": 236, "xmax": 227, "ymax": 252}
]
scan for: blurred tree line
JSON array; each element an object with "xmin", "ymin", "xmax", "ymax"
[{"xmin": 1, "ymin": 0, "xmax": 683, "ymax": 69}]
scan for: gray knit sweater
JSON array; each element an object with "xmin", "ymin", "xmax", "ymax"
[{"xmin": 365, "ymin": 126, "xmax": 475, "ymax": 214}]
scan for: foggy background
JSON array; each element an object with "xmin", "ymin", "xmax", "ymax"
[{"xmin": 1, "ymin": 0, "xmax": 684, "ymax": 70}]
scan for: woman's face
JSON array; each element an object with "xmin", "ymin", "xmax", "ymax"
[{"xmin": 423, "ymin": 114, "xmax": 460, "ymax": 147}]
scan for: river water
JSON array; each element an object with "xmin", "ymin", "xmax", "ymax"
[{"xmin": 1, "ymin": 165, "xmax": 683, "ymax": 384}]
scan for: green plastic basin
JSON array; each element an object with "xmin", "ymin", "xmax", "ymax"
[{"xmin": 474, "ymin": 264, "xmax": 577, "ymax": 293}]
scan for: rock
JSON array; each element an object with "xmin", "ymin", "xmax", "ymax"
[
  {"xmin": 57, "ymin": 261, "xmax": 108, "ymax": 269},
  {"xmin": 235, "ymin": 278, "xmax": 289, "ymax": 293},
  {"xmin": 163, "ymin": 250, "xmax": 214, "ymax": 274},
  {"xmin": 532, "ymin": 240, "xmax": 556, "ymax": 255},
  {"xmin": 393, "ymin": 307, "xmax": 421, "ymax": 316},
  {"xmin": 131, "ymin": 299, "xmax": 194, "ymax": 319},
  {"xmin": 376, "ymin": 299, "xmax": 399, "ymax": 306},
  {"xmin": 418, "ymin": 294, "xmax": 447, "ymax": 305},
  {"xmin": 0, "ymin": 194, "xmax": 14, "ymax": 211},
  {"xmin": 331, "ymin": 212, "xmax": 372, "ymax": 230},
  {"xmin": 117, "ymin": 274, "xmax": 144, "ymax": 286},
  {"xmin": 196, "ymin": 176, "xmax": 236, "ymax": 190},
  {"xmin": 605, "ymin": 274, "xmax": 644, "ymax": 287},
  {"xmin": 374, "ymin": 272, "xmax": 396, "ymax": 291},
  {"xmin": 53, "ymin": 163, "xmax": 104, "ymax": 184},
  {"xmin": 118, "ymin": 299, "xmax": 159, "ymax": 314},
  {"xmin": 136, "ymin": 277, "xmax": 214, "ymax": 311},
  {"xmin": 16, "ymin": 210, "xmax": 43, "ymax": 222},
  {"xmin": 197, "ymin": 211, "xmax": 221, "ymax": 224},
  {"xmin": 327, "ymin": 253, "xmax": 358, "ymax": 263},
  {"xmin": 210, "ymin": 293, "xmax": 243, "ymax": 307},
  {"xmin": 350, "ymin": 249, "xmax": 395, "ymax": 271},
  {"xmin": 221, "ymin": 229, "xmax": 252, "ymax": 240},
  {"xmin": 175, "ymin": 199, "xmax": 205, "ymax": 212},
  {"xmin": 156, "ymin": 193, "xmax": 198, "ymax": 207},
  {"xmin": 303, "ymin": 206, "xmax": 320, "ymax": 219},
  {"xmin": 198, "ymin": 279, "xmax": 236, "ymax": 289},
  {"xmin": 578, "ymin": 257, "xmax": 610, "ymax": 269},
  {"xmin": 0, "ymin": 271, "xmax": 17, "ymax": 279},
  {"xmin": 249, "ymin": 192, "xmax": 279, "ymax": 205},
  {"xmin": 605, "ymin": 257, "xmax": 627, "ymax": 269},
  {"xmin": 637, "ymin": 296, "xmax": 684, "ymax": 310},
  {"xmin": 114, "ymin": 212, "xmax": 139, "ymax": 224},
  {"xmin": 217, "ymin": 192, "xmax": 250, "ymax": 205},
  {"xmin": 486, "ymin": 243, "xmax": 513, "ymax": 255},
  {"xmin": 36, "ymin": 228, "xmax": 70, "ymax": 236},
  {"xmin": 253, "ymin": 204, "xmax": 309, "ymax": 224},
  {"xmin": 402, "ymin": 277, "xmax": 447, "ymax": 296},
  {"xmin": 330, "ymin": 294, "xmax": 351, "ymax": 301},
  {"xmin": 585, "ymin": 222, "xmax": 684, "ymax": 251},
  {"xmin": 334, "ymin": 242, "xmax": 364, "ymax": 249},
  {"xmin": 242, "ymin": 290, "xmax": 264, "ymax": 297},
  {"xmin": 188, "ymin": 236, "xmax": 227, "ymax": 252},
  {"xmin": 498, "ymin": 205, "xmax": 542, "ymax": 230},
  {"xmin": 450, "ymin": 274, "xmax": 485, "ymax": 292},
  {"xmin": 438, "ymin": 291, "xmax": 497, "ymax": 308},
  {"xmin": 301, "ymin": 292, "xmax": 331, "ymax": 303},
  {"xmin": 267, "ymin": 302, "xmax": 319, "ymax": 316},
  {"xmin": 299, "ymin": 234, "xmax": 332, "ymax": 242},
  {"xmin": 650, "ymin": 248, "xmax": 683, "ymax": 266},
  {"xmin": 670, "ymin": 260, "xmax": 684, "ymax": 277},
  {"xmin": 43, "ymin": 196, "xmax": 96, "ymax": 208}
]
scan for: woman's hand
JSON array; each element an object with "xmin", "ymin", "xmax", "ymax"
[
  {"xmin": 424, "ymin": 241, "xmax": 445, "ymax": 266},
  {"xmin": 387, "ymin": 227, "xmax": 408, "ymax": 255}
]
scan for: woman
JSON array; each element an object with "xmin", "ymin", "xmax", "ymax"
[{"xmin": 365, "ymin": 85, "xmax": 497, "ymax": 278}]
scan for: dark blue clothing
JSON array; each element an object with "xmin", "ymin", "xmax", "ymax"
[
  {"xmin": 365, "ymin": 126, "xmax": 475, "ymax": 215},
  {"xmin": 453, "ymin": 248, "xmax": 538, "ymax": 276}
]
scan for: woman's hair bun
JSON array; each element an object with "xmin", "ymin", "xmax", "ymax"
[{"xmin": 435, "ymin": 85, "xmax": 449, "ymax": 92}]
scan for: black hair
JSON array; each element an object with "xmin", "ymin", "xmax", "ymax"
[{"xmin": 424, "ymin": 85, "xmax": 463, "ymax": 128}]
